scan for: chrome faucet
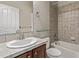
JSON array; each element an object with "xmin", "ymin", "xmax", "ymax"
[
  {"xmin": 17, "ymin": 32, "xmax": 24, "ymax": 40},
  {"xmin": 21, "ymin": 32, "xmax": 25, "ymax": 39}
]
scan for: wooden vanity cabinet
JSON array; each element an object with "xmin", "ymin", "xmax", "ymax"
[
  {"xmin": 15, "ymin": 50, "xmax": 32, "ymax": 58},
  {"xmin": 15, "ymin": 44, "xmax": 46, "ymax": 58},
  {"xmin": 33, "ymin": 44, "xmax": 46, "ymax": 58}
]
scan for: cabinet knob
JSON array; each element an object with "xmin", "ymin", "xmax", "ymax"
[
  {"xmin": 27, "ymin": 55, "xmax": 31, "ymax": 58},
  {"xmin": 35, "ymin": 52, "xmax": 37, "ymax": 55}
]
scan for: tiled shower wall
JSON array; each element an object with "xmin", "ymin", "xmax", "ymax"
[{"xmin": 58, "ymin": 1, "xmax": 79, "ymax": 44}]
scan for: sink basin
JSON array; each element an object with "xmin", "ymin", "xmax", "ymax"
[{"xmin": 6, "ymin": 37, "xmax": 38, "ymax": 48}]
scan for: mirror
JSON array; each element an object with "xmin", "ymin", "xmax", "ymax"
[
  {"xmin": 0, "ymin": 1, "xmax": 49, "ymax": 38},
  {"xmin": 0, "ymin": 4, "xmax": 19, "ymax": 35}
]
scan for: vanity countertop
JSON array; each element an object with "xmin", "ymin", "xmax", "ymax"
[{"xmin": 0, "ymin": 38, "xmax": 47, "ymax": 58}]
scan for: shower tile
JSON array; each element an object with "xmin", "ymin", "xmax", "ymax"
[{"xmin": 58, "ymin": 1, "xmax": 79, "ymax": 44}]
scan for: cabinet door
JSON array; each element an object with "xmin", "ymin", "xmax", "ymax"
[
  {"xmin": 33, "ymin": 44, "xmax": 46, "ymax": 58},
  {"xmin": 15, "ymin": 50, "xmax": 32, "ymax": 58},
  {"xmin": 26, "ymin": 50, "xmax": 32, "ymax": 58},
  {"xmin": 15, "ymin": 53, "xmax": 26, "ymax": 58}
]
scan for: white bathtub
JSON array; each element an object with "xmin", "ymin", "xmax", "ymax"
[{"xmin": 51, "ymin": 41, "xmax": 79, "ymax": 58}]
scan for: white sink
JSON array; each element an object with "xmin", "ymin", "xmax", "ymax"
[{"xmin": 6, "ymin": 37, "xmax": 38, "ymax": 48}]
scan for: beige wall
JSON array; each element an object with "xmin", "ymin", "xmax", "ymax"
[
  {"xmin": 50, "ymin": 2, "xmax": 58, "ymax": 43},
  {"xmin": 58, "ymin": 1, "xmax": 79, "ymax": 44}
]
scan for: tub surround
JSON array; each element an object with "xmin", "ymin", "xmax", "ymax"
[
  {"xmin": 58, "ymin": 1, "xmax": 79, "ymax": 44},
  {"xmin": 50, "ymin": 1, "xmax": 79, "ymax": 44},
  {"xmin": 0, "ymin": 38, "xmax": 47, "ymax": 58}
]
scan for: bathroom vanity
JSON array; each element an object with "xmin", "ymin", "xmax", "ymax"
[
  {"xmin": 15, "ymin": 44, "xmax": 46, "ymax": 58},
  {"xmin": 0, "ymin": 38, "xmax": 47, "ymax": 58}
]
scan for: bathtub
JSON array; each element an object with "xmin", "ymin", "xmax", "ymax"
[{"xmin": 51, "ymin": 41, "xmax": 79, "ymax": 58}]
